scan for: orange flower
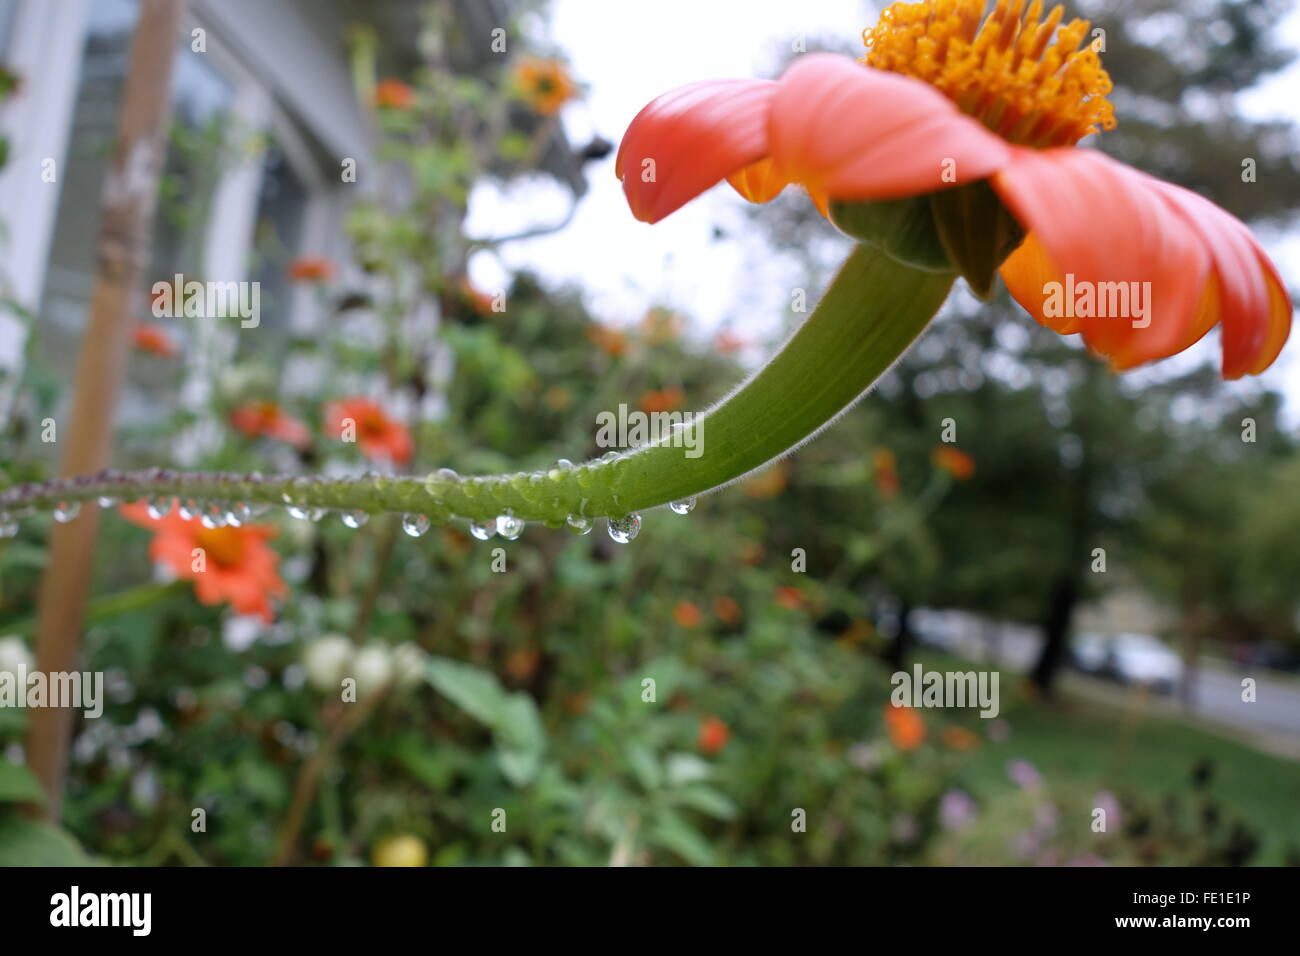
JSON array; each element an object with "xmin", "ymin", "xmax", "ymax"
[
  {"xmin": 713, "ymin": 595, "xmax": 742, "ymax": 625},
  {"xmin": 638, "ymin": 387, "xmax": 684, "ymax": 414},
  {"xmin": 324, "ymin": 397, "xmax": 413, "ymax": 466},
  {"xmin": 741, "ymin": 460, "xmax": 788, "ymax": 499},
  {"xmin": 374, "ymin": 78, "xmax": 414, "ymax": 110},
  {"xmin": 774, "ymin": 585, "xmax": 804, "ymax": 611},
  {"xmin": 640, "ymin": 307, "xmax": 683, "ymax": 343},
  {"xmin": 697, "ymin": 716, "xmax": 730, "ymax": 756},
  {"xmin": 713, "ymin": 330, "xmax": 747, "ymax": 354},
  {"xmin": 941, "ymin": 725, "xmax": 981, "ymax": 752},
  {"xmin": 512, "ymin": 57, "xmax": 577, "ymax": 115},
  {"xmin": 873, "ymin": 448, "xmax": 900, "ymax": 498},
  {"xmin": 458, "ymin": 277, "xmax": 497, "ymax": 316},
  {"xmin": 587, "ymin": 323, "xmax": 629, "ymax": 357},
  {"xmin": 932, "ymin": 445, "xmax": 975, "ymax": 481},
  {"xmin": 505, "ymin": 644, "xmax": 541, "ymax": 680},
  {"xmin": 229, "ymin": 401, "xmax": 310, "ymax": 448},
  {"xmin": 287, "ymin": 256, "xmax": 336, "ymax": 283},
  {"xmin": 121, "ymin": 500, "xmax": 286, "ymax": 622},
  {"xmin": 738, "ymin": 541, "xmax": 765, "ymax": 565},
  {"xmin": 543, "ymin": 385, "xmax": 573, "ymax": 411},
  {"xmin": 616, "ymin": 0, "xmax": 1289, "ymax": 379},
  {"xmin": 672, "ymin": 600, "xmax": 703, "ymax": 628},
  {"xmin": 132, "ymin": 322, "xmax": 177, "ymax": 358},
  {"xmin": 883, "ymin": 703, "xmax": 926, "ymax": 751}
]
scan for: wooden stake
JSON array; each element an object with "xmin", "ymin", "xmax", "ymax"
[{"xmin": 26, "ymin": 0, "xmax": 187, "ymax": 819}]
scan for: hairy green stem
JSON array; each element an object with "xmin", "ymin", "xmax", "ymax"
[{"xmin": 1, "ymin": 246, "xmax": 953, "ymax": 530}]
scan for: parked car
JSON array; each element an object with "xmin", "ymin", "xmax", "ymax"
[{"xmin": 1070, "ymin": 632, "xmax": 1183, "ymax": 693}]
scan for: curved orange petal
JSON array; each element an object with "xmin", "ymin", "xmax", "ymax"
[
  {"xmin": 999, "ymin": 232, "xmax": 1081, "ymax": 335},
  {"xmin": 617, "ymin": 78, "xmax": 777, "ymax": 223},
  {"xmin": 726, "ymin": 157, "xmax": 788, "ymax": 205},
  {"xmin": 1143, "ymin": 178, "xmax": 1291, "ymax": 378},
  {"xmin": 993, "ymin": 147, "xmax": 1209, "ymax": 371},
  {"xmin": 767, "ymin": 54, "xmax": 1011, "ymax": 202}
]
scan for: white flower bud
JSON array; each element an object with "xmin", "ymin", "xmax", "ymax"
[
  {"xmin": 303, "ymin": 635, "xmax": 354, "ymax": 692},
  {"xmin": 0, "ymin": 635, "xmax": 34, "ymax": 680}
]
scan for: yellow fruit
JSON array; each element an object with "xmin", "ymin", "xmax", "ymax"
[{"xmin": 372, "ymin": 834, "xmax": 428, "ymax": 868}]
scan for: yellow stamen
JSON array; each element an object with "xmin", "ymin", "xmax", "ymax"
[{"xmin": 863, "ymin": 0, "xmax": 1116, "ymax": 148}]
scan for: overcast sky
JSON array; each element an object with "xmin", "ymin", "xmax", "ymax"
[{"xmin": 467, "ymin": 0, "xmax": 1300, "ymax": 417}]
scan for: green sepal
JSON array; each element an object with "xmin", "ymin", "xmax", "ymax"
[
  {"xmin": 828, "ymin": 196, "xmax": 955, "ymax": 274},
  {"xmin": 929, "ymin": 181, "xmax": 1026, "ymax": 300}
]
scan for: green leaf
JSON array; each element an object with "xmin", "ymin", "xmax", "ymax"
[
  {"xmin": 649, "ymin": 808, "xmax": 715, "ymax": 866},
  {"xmin": 0, "ymin": 813, "xmax": 87, "ymax": 865},
  {"xmin": 426, "ymin": 658, "xmax": 546, "ymax": 786},
  {"xmin": 674, "ymin": 785, "xmax": 738, "ymax": 822},
  {"xmin": 0, "ymin": 760, "xmax": 45, "ymax": 805}
]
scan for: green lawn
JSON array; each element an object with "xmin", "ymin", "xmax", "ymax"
[{"xmin": 917, "ymin": 651, "xmax": 1300, "ymax": 864}]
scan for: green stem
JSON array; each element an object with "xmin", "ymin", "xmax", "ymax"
[{"xmin": 0, "ymin": 246, "xmax": 953, "ymax": 529}]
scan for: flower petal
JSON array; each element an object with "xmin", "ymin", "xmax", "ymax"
[
  {"xmin": 616, "ymin": 78, "xmax": 777, "ymax": 223},
  {"xmin": 767, "ymin": 53, "xmax": 1011, "ymax": 202},
  {"xmin": 993, "ymin": 147, "xmax": 1209, "ymax": 370},
  {"xmin": 726, "ymin": 157, "xmax": 788, "ymax": 204},
  {"xmin": 1143, "ymin": 178, "xmax": 1291, "ymax": 378}
]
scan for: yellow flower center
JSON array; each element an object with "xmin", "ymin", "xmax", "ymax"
[
  {"xmin": 195, "ymin": 527, "xmax": 246, "ymax": 569},
  {"xmin": 863, "ymin": 0, "xmax": 1116, "ymax": 148}
]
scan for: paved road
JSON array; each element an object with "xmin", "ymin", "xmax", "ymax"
[{"xmin": 915, "ymin": 613, "xmax": 1300, "ymax": 757}]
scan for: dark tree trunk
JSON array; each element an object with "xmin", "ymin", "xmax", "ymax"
[
  {"xmin": 885, "ymin": 600, "xmax": 914, "ymax": 669},
  {"xmin": 1031, "ymin": 575, "xmax": 1079, "ymax": 695}
]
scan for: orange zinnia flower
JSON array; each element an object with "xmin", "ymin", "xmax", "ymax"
[
  {"xmin": 672, "ymin": 600, "xmax": 703, "ymax": 628},
  {"xmin": 774, "ymin": 585, "xmax": 804, "ymax": 611},
  {"xmin": 616, "ymin": 0, "xmax": 1289, "ymax": 378},
  {"xmin": 458, "ymin": 277, "xmax": 497, "ymax": 316},
  {"xmin": 640, "ymin": 307, "xmax": 683, "ymax": 343},
  {"xmin": 697, "ymin": 716, "xmax": 730, "ymax": 756},
  {"xmin": 713, "ymin": 595, "xmax": 742, "ymax": 625},
  {"xmin": 741, "ymin": 460, "xmax": 788, "ymax": 499},
  {"xmin": 121, "ymin": 500, "xmax": 286, "ymax": 622},
  {"xmin": 932, "ymin": 445, "xmax": 975, "ymax": 480},
  {"xmin": 587, "ymin": 323, "xmax": 629, "ymax": 357},
  {"xmin": 229, "ymin": 401, "xmax": 310, "ymax": 449},
  {"xmin": 638, "ymin": 387, "xmax": 685, "ymax": 414},
  {"xmin": 374, "ymin": 78, "xmax": 414, "ymax": 110},
  {"xmin": 512, "ymin": 57, "xmax": 577, "ymax": 115},
  {"xmin": 883, "ymin": 703, "xmax": 926, "ymax": 751},
  {"xmin": 132, "ymin": 322, "xmax": 177, "ymax": 358},
  {"xmin": 873, "ymin": 448, "xmax": 900, "ymax": 498},
  {"xmin": 287, "ymin": 255, "xmax": 336, "ymax": 283},
  {"xmin": 713, "ymin": 330, "xmax": 747, "ymax": 354},
  {"xmin": 324, "ymin": 397, "xmax": 413, "ymax": 466},
  {"xmin": 941, "ymin": 725, "xmax": 981, "ymax": 752}
]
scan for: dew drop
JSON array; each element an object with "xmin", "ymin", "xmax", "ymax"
[
  {"xmin": 468, "ymin": 517, "xmax": 497, "ymax": 540},
  {"xmin": 554, "ymin": 458, "xmax": 574, "ymax": 471},
  {"xmin": 607, "ymin": 513, "xmax": 641, "ymax": 544},
  {"xmin": 669, "ymin": 497, "xmax": 696, "ymax": 515},
  {"xmin": 53, "ymin": 501, "xmax": 81, "ymax": 523},
  {"xmin": 147, "ymin": 496, "xmax": 173, "ymax": 520},
  {"xmin": 227, "ymin": 501, "xmax": 252, "ymax": 525},
  {"xmin": 286, "ymin": 504, "xmax": 311, "ymax": 521},
  {"xmin": 565, "ymin": 514, "xmax": 593, "ymax": 535},
  {"xmin": 96, "ymin": 496, "xmax": 118, "ymax": 508},
  {"xmin": 401, "ymin": 513, "xmax": 430, "ymax": 538},
  {"xmin": 247, "ymin": 501, "xmax": 271, "ymax": 518},
  {"xmin": 200, "ymin": 506, "xmax": 228, "ymax": 529},
  {"xmin": 341, "ymin": 510, "xmax": 369, "ymax": 529},
  {"xmin": 435, "ymin": 468, "xmax": 460, "ymax": 482},
  {"xmin": 496, "ymin": 511, "xmax": 524, "ymax": 541}
]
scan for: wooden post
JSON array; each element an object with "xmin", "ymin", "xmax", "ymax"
[{"xmin": 26, "ymin": 0, "xmax": 186, "ymax": 819}]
